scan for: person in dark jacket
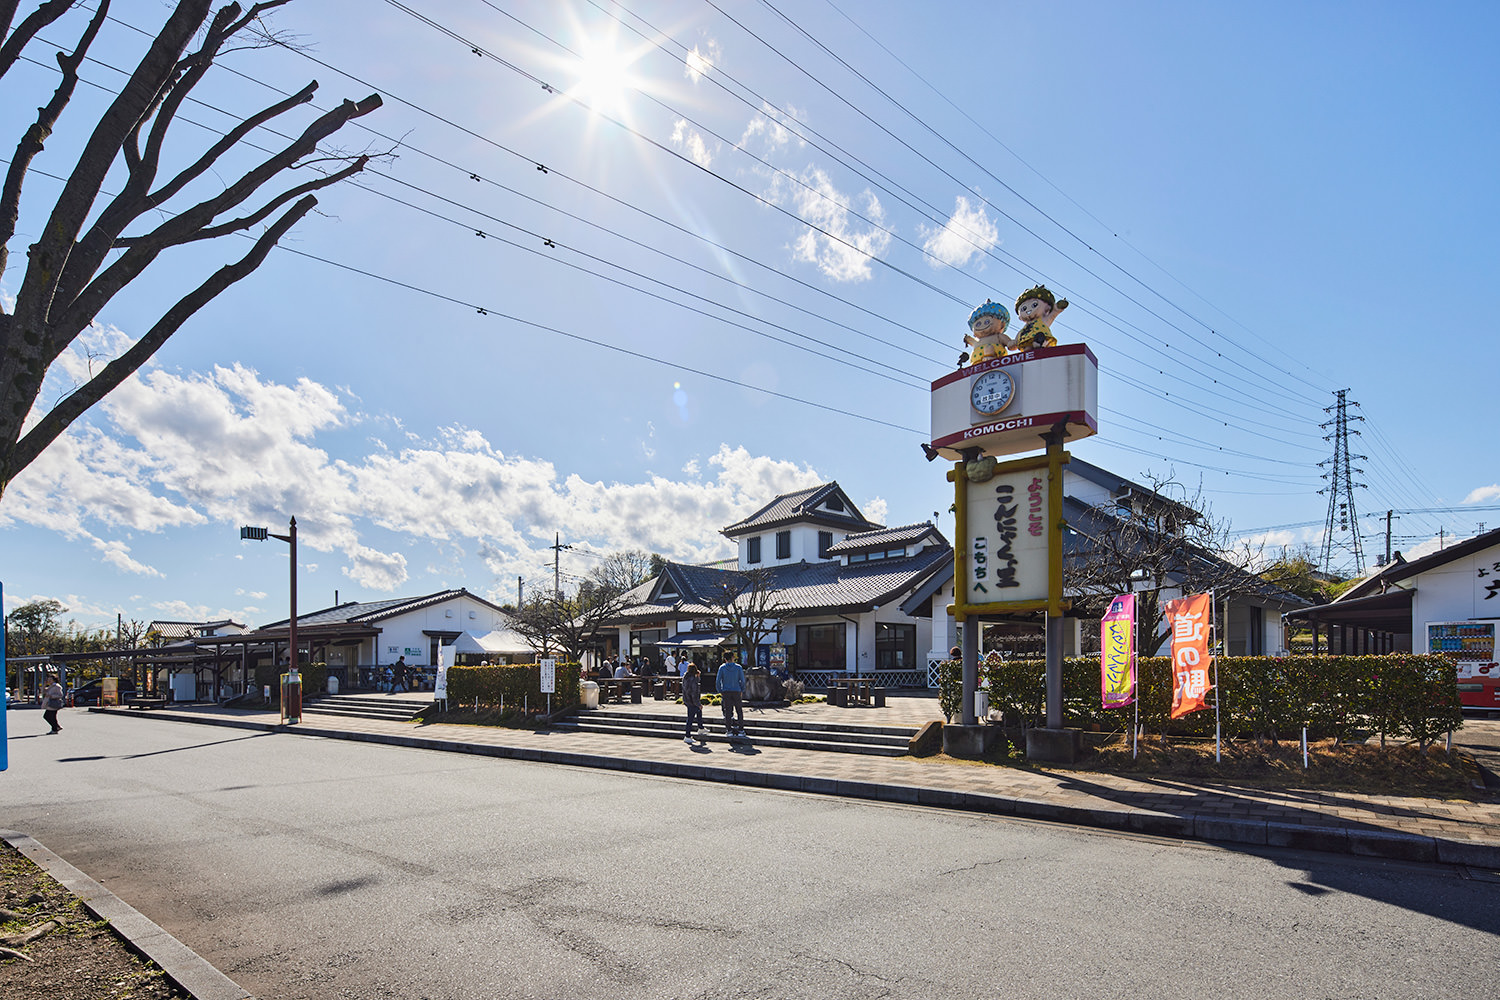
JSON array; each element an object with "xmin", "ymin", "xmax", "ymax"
[
  {"xmin": 682, "ymin": 663, "xmax": 704, "ymax": 744},
  {"xmin": 716, "ymin": 652, "xmax": 746, "ymax": 738}
]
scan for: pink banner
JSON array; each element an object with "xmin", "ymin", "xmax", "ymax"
[{"xmin": 1100, "ymin": 593, "xmax": 1136, "ymax": 709}]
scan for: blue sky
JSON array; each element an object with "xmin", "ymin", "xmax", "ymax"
[{"xmin": 3, "ymin": 0, "xmax": 1497, "ymax": 632}]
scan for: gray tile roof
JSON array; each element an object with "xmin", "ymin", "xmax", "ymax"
[
  {"xmin": 611, "ymin": 545, "xmax": 953, "ymax": 623},
  {"xmin": 721, "ymin": 482, "xmax": 881, "ymax": 537},
  {"xmin": 259, "ymin": 588, "xmax": 509, "ymax": 629},
  {"xmin": 826, "ymin": 522, "xmax": 942, "ymax": 554}
]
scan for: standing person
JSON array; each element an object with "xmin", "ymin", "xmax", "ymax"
[
  {"xmin": 43, "ymin": 673, "xmax": 64, "ymax": 734},
  {"xmin": 391, "ymin": 656, "xmax": 407, "ymax": 694},
  {"xmin": 682, "ymin": 662, "xmax": 704, "ymax": 745},
  {"xmin": 664, "ymin": 651, "xmax": 678, "ymax": 675},
  {"xmin": 716, "ymin": 652, "xmax": 746, "ymax": 738}
]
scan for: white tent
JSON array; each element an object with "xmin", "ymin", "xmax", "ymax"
[{"xmin": 450, "ymin": 628, "xmax": 537, "ymax": 659}]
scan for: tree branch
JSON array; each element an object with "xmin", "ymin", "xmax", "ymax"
[
  {"xmin": 0, "ymin": 0, "xmax": 70, "ymax": 82},
  {"xmin": 0, "ymin": 0, "xmax": 111, "ymax": 290},
  {"xmin": 52, "ymin": 93, "xmax": 382, "ymax": 351},
  {"xmin": 8, "ymin": 195, "xmax": 318, "ymax": 482}
]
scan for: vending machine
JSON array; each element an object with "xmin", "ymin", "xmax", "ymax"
[{"xmin": 1427, "ymin": 620, "xmax": 1500, "ymax": 711}]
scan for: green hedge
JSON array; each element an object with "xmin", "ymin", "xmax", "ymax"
[
  {"xmin": 944, "ymin": 653, "xmax": 1461, "ymax": 747},
  {"xmin": 444, "ymin": 663, "xmax": 580, "ymax": 713}
]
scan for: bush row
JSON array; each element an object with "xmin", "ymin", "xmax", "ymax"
[
  {"xmin": 445, "ymin": 663, "xmax": 580, "ymax": 713},
  {"xmin": 940, "ymin": 653, "xmax": 1462, "ymax": 747},
  {"xmin": 253, "ymin": 662, "xmax": 328, "ymax": 705}
]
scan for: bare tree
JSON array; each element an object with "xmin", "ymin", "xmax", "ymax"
[
  {"xmin": 508, "ymin": 587, "xmax": 635, "ymax": 665},
  {"xmin": 1064, "ymin": 471, "xmax": 1267, "ymax": 651},
  {"xmin": 0, "ymin": 1, "xmax": 381, "ymax": 496},
  {"xmin": 701, "ymin": 567, "xmax": 790, "ymax": 656},
  {"xmin": 585, "ymin": 549, "xmax": 657, "ymax": 595}
]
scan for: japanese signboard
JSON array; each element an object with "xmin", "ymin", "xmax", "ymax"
[
  {"xmin": 964, "ymin": 466, "xmax": 1050, "ymax": 605},
  {"xmin": 1165, "ymin": 592, "xmax": 1213, "ymax": 719},
  {"xmin": 539, "ymin": 657, "xmax": 556, "ymax": 694}
]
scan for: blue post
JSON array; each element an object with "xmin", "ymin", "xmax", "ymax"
[{"xmin": 2, "ymin": 581, "xmax": 9, "ymax": 772}]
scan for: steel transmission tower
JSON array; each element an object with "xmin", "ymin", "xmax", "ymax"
[{"xmin": 1318, "ymin": 389, "xmax": 1368, "ymax": 575}]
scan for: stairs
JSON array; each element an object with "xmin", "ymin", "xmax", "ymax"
[
  {"xmin": 303, "ymin": 691, "xmax": 433, "ymax": 723},
  {"xmin": 552, "ymin": 707, "xmax": 918, "ymax": 756}
]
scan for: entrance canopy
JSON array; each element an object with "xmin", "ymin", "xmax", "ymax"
[
  {"xmin": 656, "ymin": 632, "xmax": 732, "ymax": 649},
  {"xmin": 450, "ymin": 628, "xmax": 537, "ymax": 657}
]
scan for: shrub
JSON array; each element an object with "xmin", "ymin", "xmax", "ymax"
[
  {"xmin": 444, "ymin": 662, "xmax": 580, "ymax": 714},
  {"xmin": 253, "ymin": 662, "xmax": 328, "ymax": 705}
]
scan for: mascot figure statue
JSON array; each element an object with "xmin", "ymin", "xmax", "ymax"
[
  {"xmin": 1013, "ymin": 285, "xmax": 1069, "ymax": 351},
  {"xmin": 961, "ymin": 299, "xmax": 1012, "ymax": 367}
]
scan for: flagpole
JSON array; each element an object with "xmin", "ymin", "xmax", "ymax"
[{"xmin": 1212, "ymin": 589, "xmax": 1221, "ymax": 764}]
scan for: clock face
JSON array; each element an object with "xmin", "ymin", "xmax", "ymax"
[{"xmin": 970, "ymin": 369, "xmax": 1015, "ymax": 416}]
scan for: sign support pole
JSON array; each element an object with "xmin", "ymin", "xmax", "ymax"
[{"xmin": 1043, "ymin": 426, "xmax": 1067, "ymax": 731}]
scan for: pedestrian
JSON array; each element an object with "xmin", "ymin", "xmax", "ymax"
[
  {"xmin": 682, "ymin": 662, "xmax": 704, "ymax": 745},
  {"xmin": 43, "ymin": 673, "xmax": 64, "ymax": 734},
  {"xmin": 392, "ymin": 656, "xmax": 407, "ymax": 694},
  {"xmin": 716, "ymin": 652, "xmax": 746, "ymax": 737},
  {"xmin": 664, "ymin": 651, "xmax": 678, "ymax": 675}
]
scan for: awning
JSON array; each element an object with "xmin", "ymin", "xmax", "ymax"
[
  {"xmin": 451, "ymin": 628, "xmax": 538, "ymax": 656},
  {"xmin": 1282, "ymin": 587, "xmax": 1414, "ymax": 634},
  {"xmin": 656, "ymin": 632, "xmax": 732, "ymax": 649}
]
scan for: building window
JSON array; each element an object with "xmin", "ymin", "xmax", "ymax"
[
  {"xmin": 776, "ymin": 530, "xmax": 791, "ymax": 560},
  {"xmin": 631, "ymin": 628, "xmax": 667, "ymax": 661},
  {"xmin": 818, "ymin": 531, "xmax": 833, "ymax": 559},
  {"xmin": 796, "ymin": 623, "xmax": 846, "ymax": 672},
  {"xmin": 747, "ymin": 536, "xmax": 761, "ymax": 563},
  {"xmin": 1250, "ymin": 606, "xmax": 1264, "ymax": 655},
  {"xmin": 876, "ymin": 623, "xmax": 915, "ymax": 671}
]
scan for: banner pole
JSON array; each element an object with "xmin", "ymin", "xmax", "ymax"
[
  {"xmin": 1132, "ymin": 607, "xmax": 1139, "ymax": 760},
  {"xmin": 1213, "ymin": 589, "xmax": 1221, "ymax": 764}
]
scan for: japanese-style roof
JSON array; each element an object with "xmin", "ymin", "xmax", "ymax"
[
  {"xmin": 258, "ymin": 588, "xmax": 508, "ymax": 629},
  {"xmin": 826, "ymin": 521, "xmax": 942, "ymax": 554},
  {"xmin": 147, "ymin": 621, "xmax": 201, "ymax": 640},
  {"xmin": 1283, "ymin": 586, "xmax": 1413, "ymax": 633},
  {"xmin": 1338, "ymin": 526, "xmax": 1500, "ymax": 602},
  {"xmin": 609, "ymin": 545, "xmax": 953, "ymax": 624},
  {"xmin": 721, "ymin": 482, "xmax": 881, "ymax": 538},
  {"xmin": 1066, "ymin": 457, "xmax": 1202, "ymax": 522}
]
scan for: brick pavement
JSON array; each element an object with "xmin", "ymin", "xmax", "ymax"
[{"xmin": 90, "ymin": 697, "xmax": 1500, "ymax": 868}]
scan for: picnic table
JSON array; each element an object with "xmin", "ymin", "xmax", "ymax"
[
  {"xmin": 827, "ymin": 676, "xmax": 879, "ymax": 707},
  {"xmin": 598, "ymin": 677, "xmax": 646, "ymax": 703}
]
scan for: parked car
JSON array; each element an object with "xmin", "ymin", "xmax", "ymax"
[{"xmin": 69, "ymin": 677, "xmax": 137, "ymax": 706}]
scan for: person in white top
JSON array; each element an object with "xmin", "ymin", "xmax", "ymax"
[{"xmin": 664, "ymin": 652, "xmax": 678, "ymax": 675}]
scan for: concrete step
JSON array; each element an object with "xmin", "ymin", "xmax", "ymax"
[
  {"xmin": 304, "ymin": 693, "xmax": 432, "ymax": 722},
  {"xmin": 580, "ymin": 708, "xmax": 918, "ymax": 740},
  {"xmin": 554, "ymin": 709, "xmax": 918, "ymax": 757}
]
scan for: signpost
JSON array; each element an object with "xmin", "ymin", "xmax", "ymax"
[
  {"xmin": 930, "ymin": 308, "xmax": 1098, "ymax": 761},
  {"xmin": 539, "ymin": 657, "xmax": 556, "ymax": 715}
]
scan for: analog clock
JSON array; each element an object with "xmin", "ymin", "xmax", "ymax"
[{"xmin": 970, "ymin": 368, "xmax": 1015, "ymax": 416}]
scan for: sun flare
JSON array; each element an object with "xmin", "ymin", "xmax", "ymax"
[{"xmin": 570, "ymin": 38, "xmax": 636, "ymax": 118}]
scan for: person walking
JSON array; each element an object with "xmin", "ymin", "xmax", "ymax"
[
  {"xmin": 43, "ymin": 673, "xmax": 64, "ymax": 734},
  {"xmin": 716, "ymin": 652, "xmax": 746, "ymax": 738},
  {"xmin": 391, "ymin": 656, "xmax": 408, "ymax": 694},
  {"xmin": 682, "ymin": 662, "xmax": 704, "ymax": 745}
]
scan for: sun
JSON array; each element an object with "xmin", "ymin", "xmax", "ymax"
[{"xmin": 569, "ymin": 37, "xmax": 637, "ymax": 120}]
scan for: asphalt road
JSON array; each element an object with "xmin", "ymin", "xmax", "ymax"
[{"xmin": 3, "ymin": 710, "xmax": 1498, "ymax": 999}]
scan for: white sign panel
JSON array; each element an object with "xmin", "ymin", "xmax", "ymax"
[
  {"xmin": 930, "ymin": 344, "xmax": 1098, "ymax": 460},
  {"xmin": 539, "ymin": 658, "xmax": 556, "ymax": 694},
  {"xmin": 434, "ymin": 643, "xmax": 450, "ymax": 700},
  {"xmin": 966, "ymin": 467, "xmax": 1049, "ymax": 605}
]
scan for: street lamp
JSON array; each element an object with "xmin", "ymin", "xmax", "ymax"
[{"xmin": 241, "ymin": 517, "xmax": 298, "ymax": 680}]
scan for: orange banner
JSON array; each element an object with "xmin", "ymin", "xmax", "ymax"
[{"xmin": 1165, "ymin": 592, "xmax": 1213, "ymax": 719}]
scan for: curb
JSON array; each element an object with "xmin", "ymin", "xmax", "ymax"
[
  {"xmin": 99, "ymin": 707, "xmax": 1500, "ymax": 869},
  {"xmin": 0, "ymin": 829, "xmax": 254, "ymax": 1000}
]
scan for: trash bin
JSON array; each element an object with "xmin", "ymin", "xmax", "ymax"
[
  {"xmin": 327, "ymin": 675, "xmax": 340, "ymax": 696},
  {"xmin": 581, "ymin": 681, "xmax": 599, "ymax": 710}
]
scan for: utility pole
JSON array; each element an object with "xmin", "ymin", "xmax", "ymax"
[
  {"xmin": 1383, "ymin": 509, "xmax": 1397, "ymax": 565},
  {"xmin": 550, "ymin": 533, "xmax": 573, "ymax": 599},
  {"xmin": 1318, "ymin": 390, "xmax": 1368, "ymax": 575}
]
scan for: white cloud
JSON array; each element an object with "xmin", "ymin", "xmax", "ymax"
[
  {"xmin": 920, "ymin": 195, "xmax": 999, "ymax": 268},
  {"xmin": 92, "ymin": 539, "xmax": 163, "ymax": 577},
  {"xmin": 1463, "ymin": 484, "xmax": 1500, "ymax": 504},
  {"xmin": 1, "ymin": 345, "xmax": 846, "ymax": 598},
  {"xmin": 779, "ymin": 167, "xmax": 893, "ymax": 283},
  {"xmin": 739, "ymin": 101, "xmax": 800, "ymax": 152},
  {"xmin": 671, "ymin": 119, "xmax": 715, "ymax": 167},
  {"xmin": 684, "ymin": 40, "xmax": 720, "ymax": 83}
]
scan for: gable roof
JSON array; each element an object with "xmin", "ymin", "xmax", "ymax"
[
  {"xmin": 721, "ymin": 482, "xmax": 881, "ymax": 538},
  {"xmin": 1338, "ymin": 527, "xmax": 1500, "ymax": 602},
  {"xmin": 826, "ymin": 521, "xmax": 944, "ymax": 554},
  {"xmin": 260, "ymin": 588, "xmax": 510, "ymax": 629},
  {"xmin": 611, "ymin": 545, "xmax": 952, "ymax": 623},
  {"xmin": 1065, "ymin": 457, "xmax": 1201, "ymax": 522}
]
